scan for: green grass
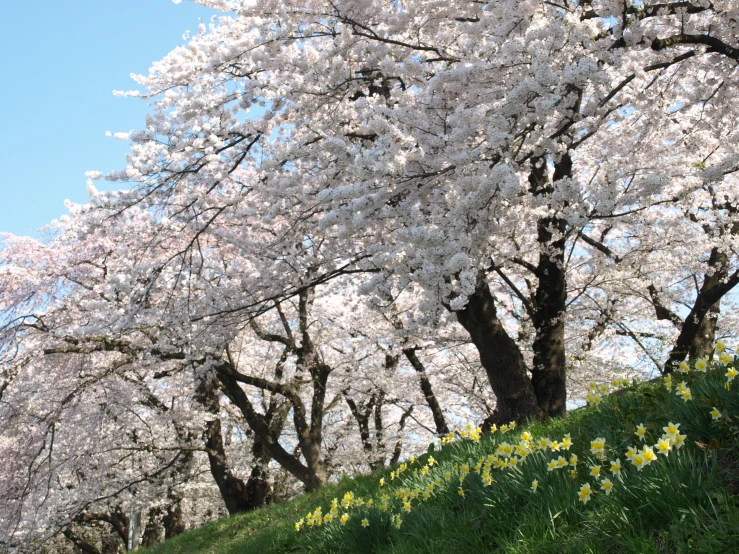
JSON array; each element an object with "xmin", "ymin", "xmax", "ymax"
[{"xmin": 142, "ymin": 366, "xmax": 739, "ymax": 553}]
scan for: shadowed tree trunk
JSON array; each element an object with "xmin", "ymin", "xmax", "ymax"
[
  {"xmin": 455, "ymin": 272, "xmax": 543, "ymax": 423},
  {"xmin": 581, "ymin": 227, "xmax": 739, "ymax": 375},
  {"xmin": 402, "ymin": 348, "xmax": 450, "ymax": 435},
  {"xmin": 664, "ymin": 247, "xmax": 739, "ymax": 373},
  {"xmin": 528, "ymin": 154, "xmax": 571, "ymax": 418},
  {"xmin": 140, "ymin": 508, "xmax": 163, "ymax": 548},
  {"xmin": 196, "ymin": 378, "xmax": 274, "ymax": 515},
  {"xmin": 162, "ymin": 499, "xmax": 186, "ymax": 539}
]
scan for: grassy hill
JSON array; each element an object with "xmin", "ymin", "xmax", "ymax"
[{"xmin": 141, "ymin": 363, "xmax": 739, "ymax": 554}]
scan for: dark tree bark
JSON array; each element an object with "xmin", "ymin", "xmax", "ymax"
[
  {"xmin": 455, "ymin": 272, "xmax": 543, "ymax": 423},
  {"xmin": 140, "ymin": 508, "xmax": 163, "ymax": 548},
  {"xmin": 689, "ymin": 300, "xmax": 720, "ymax": 360},
  {"xmin": 196, "ymin": 378, "xmax": 273, "ymax": 515},
  {"xmin": 402, "ymin": 348, "xmax": 450, "ymax": 434},
  {"xmin": 390, "ymin": 406, "xmax": 414, "ymax": 465},
  {"xmin": 162, "ymin": 500, "xmax": 186, "ymax": 539},
  {"xmin": 581, "ymin": 234, "xmax": 738, "ymax": 375},
  {"xmin": 63, "ymin": 527, "xmax": 101, "ymax": 554},
  {"xmin": 528, "ymin": 154, "xmax": 571, "ymax": 418},
  {"xmin": 664, "ymin": 247, "xmax": 739, "ymax": 373}
]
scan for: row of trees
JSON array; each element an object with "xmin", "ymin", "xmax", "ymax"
[{"xmin": 2, "ymin": 0, "xmax": 739, "ymax": 550}]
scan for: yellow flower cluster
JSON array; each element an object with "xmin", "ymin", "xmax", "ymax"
[
  {"xmin": 589, "ymin": 437, "xmax": 606, "ymax": 459},
  {"xmin": 297, "ymin": 345, "xmax": 735, "ymax": 535},
  {"xmin": 626, "ymin": 422, "xmax": 685, "ymax": 470},
  {"xmin": 676, "ymin": 380, "xmax": 692, "ymax": 401},
  {"xmin": 460, "ymin": 422, "xmax": 483, "ymax": 442},
  {"xmin": 676, "ymin": 346, "xmax": 736, "ymax": 390}
]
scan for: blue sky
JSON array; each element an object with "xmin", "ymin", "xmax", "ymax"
[{"xmin": 0, "ymin": 0, "xmax": 220, "ymax": 237}]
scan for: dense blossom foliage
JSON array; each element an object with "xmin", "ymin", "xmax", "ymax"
[{"xmin": 2, "ymin": 0, "xmax": 739, "ymax": 550}]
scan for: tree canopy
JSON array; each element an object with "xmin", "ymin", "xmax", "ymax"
[{"xmin": 2, "ymin": 0, "xmax": 739, "ymax": 550}]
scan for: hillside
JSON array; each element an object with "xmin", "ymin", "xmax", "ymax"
[{"xmin": 141, "ymin": 362, "xmax": 739, "ymax": 554}]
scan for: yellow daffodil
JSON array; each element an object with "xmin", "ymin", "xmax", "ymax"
[
  {"xmin": 632, "ymin": 454, "xmax": 645, "ymax": 471},
  {"xmin": 340, "ymin": 513, "xmax": 349, "ymax": 525},
  {"xmin": 625, "ymin": 445, "xmax": 638, "ymax": 460},
  {"xmin": 590, "ymin": 437, "xmax": 606, "ymax": 458},
  {"xmin": 578, "ymin": 483, "xmax": 593, "ymax": 504},
  {"xmin": 642, "ymin": 446, "xmax": 657, "ymax": 463},
  {"xmin": 710, "ymin": 407, "xmax": 721, "ymax": 421},
  {"xmin": 601, "ymin": 478, "xmax": 613, "ymax": 495},
  {"xmin": 656, "ymin": 437, "xmax": 672, "ymax": 455},
  {"xmin": 361, "ymin": 519, "xmax": 369, "ymax": 528},
  {"xmin": 663, "ymin": 422, "xmax": 680, "ymax": 438},
  {"xmin": 531, "ymin": 480, "xmax": 539, "ymax": 492},
  {"xmin": 635, "ymin": 424, "xmax": 647, "ymax": 441}
]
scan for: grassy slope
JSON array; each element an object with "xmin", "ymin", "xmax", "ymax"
[{"xmin": 142, "ymin": 367, "xmax": 739, "ymax": 554}]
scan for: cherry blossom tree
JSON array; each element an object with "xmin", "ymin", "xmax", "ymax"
[
  {"xmin": 79, "ymin": 0, "xmax": 738, "ymax": 424},
  {"xmin": 3, "ymin": 0, "xmax": 739, "ymax": 548}
]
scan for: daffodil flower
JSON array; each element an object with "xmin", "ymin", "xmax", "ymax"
[
  {"xmin": 635, "ymin": 424, "xmax": 647, "ymax": 441},
  {"xmin": 578, "ymin": 483, "xmax": 592, "ymax": 504},
  {"xmin": 601, "ymin": 478, "xmax": 613, "ymax": 495}
]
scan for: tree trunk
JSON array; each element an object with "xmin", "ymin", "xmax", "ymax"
[
  {"xmin": 689, "ymin": 300, "xmax": 719, "ymax": 360},
  {"xmin": 197, "ymin": 378, "xmax": 270, "ymax": 514},
  {"xmin": 665, "ymin": 248, "xmax": 738, "ymax": 372},
  {"xmin": 140, "ymin": 508, "xmax": 163, "ymax": 548},
  {"xmin": 529, "ymin": 154, "xmax": 570, "ymax": 418},
  {"xmin": 162, "ymin": 500, "xmax": 186, "ymax": 539},
  {"xmin": 403, "ymin": 348, "xmax": 450, "ymax": 434},
  {"xmin": 455, "ymin": 272, "xmax": 543, "ymax": 423}
]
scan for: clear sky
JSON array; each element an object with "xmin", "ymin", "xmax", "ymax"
[{"xmin": 0, "ymin": 0, "xmax": 220, "ymax": 237}]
